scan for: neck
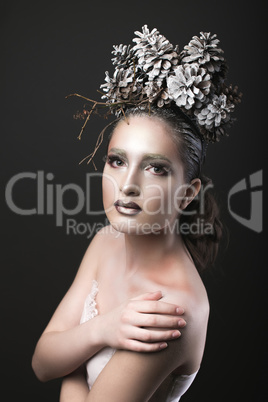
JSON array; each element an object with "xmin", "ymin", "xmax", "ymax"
[{"xmin": 123, "ymin": 225, "xmax": 185, "ymax": 274}]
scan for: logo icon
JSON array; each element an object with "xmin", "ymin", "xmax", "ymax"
[{"xmin": 228, "ymin": 170, "xmax": 263, "ymax": 233}]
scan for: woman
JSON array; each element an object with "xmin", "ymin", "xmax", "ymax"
[{"xmin": 32, "ymin": 26, "xmax": 241, "ymax": 401}]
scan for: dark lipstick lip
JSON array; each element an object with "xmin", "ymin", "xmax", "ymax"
[{"xmin": 114, "ymin": 200, "xmax": 141, "ymax": 210}]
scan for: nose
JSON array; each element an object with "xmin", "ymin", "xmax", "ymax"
[
  {"xmin": 120, "ymin": 168, "xmax": 141, "ymax": 197},
  {"xmin": 121, "ymin": 183, "xmax": 141, "ymax": 197}
]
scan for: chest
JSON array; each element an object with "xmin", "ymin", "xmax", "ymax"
[{"xmin": 95, "ymin": 252, "xmax": 184, "ymax": 315}]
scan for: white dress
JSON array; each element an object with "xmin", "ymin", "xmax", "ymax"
[{"xmin": 80, "ymin": 280, "xmax": 198, "ymax": 401}]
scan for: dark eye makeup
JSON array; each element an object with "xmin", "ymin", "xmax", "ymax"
[
  {"xmin": 105, "ymin": 153, "xmax": 171, "ymax": 176},
  {"xmin": 106, "ymin": 154, "xmax": 126, "ymax": 167},
  {"xmin": 147, "ymin": 162, "xmax": 171, "ymax": 176}
]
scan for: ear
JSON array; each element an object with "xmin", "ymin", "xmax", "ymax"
[{"xmin": 180, "ymin": 178, "xmax": 201, "ymax": 210}]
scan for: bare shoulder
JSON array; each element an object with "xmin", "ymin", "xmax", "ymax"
[
  {"xmin": 160, "ymin": 269, "xmax": 210, "ymax": 373},
  {"xmin": 89, "ymin": 225, "xmax": 124, "ymax": 262},
  {"xmin": 41, "ymin": 226, "xmax": 122, "ymax": 333},
  {"xmin": 81, "ymin": 225, "xmax": 121, "ymax": 265},
  {"xmin": 164, "ymin": 267, "xmax": 209, "ymax": 330}
]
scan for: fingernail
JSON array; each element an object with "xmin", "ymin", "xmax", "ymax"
[
  {"xmin": 172, "ymin": 331, "xmax": 181, "ymax": 338},
  {"xmin": 152, "ymin": 290, "xmax": 162, "ymax": 296},
  {"xmin": 178, "ymin": 319, "xmax": 186, "ymax": 327},
  {"xmin": 176, "ymin": 307, "xmax": 184, "ymax": 314},
  {"xmin": 160, "ymin": 342, "xmax": 168, "ymax": 349}
]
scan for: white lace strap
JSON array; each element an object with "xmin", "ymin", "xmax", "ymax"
[{"xmin": 80, "ymin": 280, "xmax": 99, "ymax": 324}]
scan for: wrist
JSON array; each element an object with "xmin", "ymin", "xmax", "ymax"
[{"xmin": 87, "ymin": 314, "xmax": 107, "ymax": 350}]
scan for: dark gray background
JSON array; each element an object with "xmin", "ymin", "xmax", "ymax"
[{"xmin": 1, "ymin": 0, "xmax": 266, "ymax": 400}]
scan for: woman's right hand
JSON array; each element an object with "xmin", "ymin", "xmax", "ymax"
[{"xmin": 99, "ymin": 291, "xmax": 186, "ymax": 352}]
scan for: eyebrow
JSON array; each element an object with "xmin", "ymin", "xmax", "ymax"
[
  {"xmin": 108, "ymin": 148, "xmax": 172, "ymax": 164},
  {"xmin": 108, "ymin": 148, "xmax": 127, "ymax": 158}
]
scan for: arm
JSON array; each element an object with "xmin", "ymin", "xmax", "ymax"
[
  {"xmin": 32, "ymin": 230, "xmax": 186, "ymax": 382},
  {"xmin": 87, "ymin": 335, "xmax": 184, "ymax": 402},
  {"xmin": 58, "ymin": 332, "xmax": 182, "ymax": 402},
  {"xmin": 59, "ymin": 344, "xmax": 179, "ymax": 402},
  {"xmin": 32, "ymin": 232, "xmax": 102, "ymax": 382},
  {"xmin": 32, "ymin": 289, "xmax": 185, "ymax": 382},
  {"xmin": 58, "ymin": 293, "xmax": 187, "ymax": 400},
  {"xmin": 85, "ymin": 292, "xmax": 206, "ymax": 402},
  {"xmin": 60, "ymin": 367, "xmax": 89, "ymax": 402},
  {"xmin": 58, "ymin": 294, "xmax": 207, "ymax": 402}
]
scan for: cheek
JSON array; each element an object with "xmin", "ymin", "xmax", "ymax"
[
  {"xmin": 143, "ymin": 179, "xmax": 185, "ymax": 216},
  {"xmin": 102, "ymin": 172, "xmax": 119, "ymax": 209},
  {"xmin": 142, "ymin": 184, "xmax": 167, "ymax": 215}
]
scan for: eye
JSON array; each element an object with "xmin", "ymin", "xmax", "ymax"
[
  {"xmin": 106, "ymin": 155, "xmax": 126, "ymax": 168},
  {"xmin": 146, "ymin": 163, "xmax": 170, "ymax": 176}
]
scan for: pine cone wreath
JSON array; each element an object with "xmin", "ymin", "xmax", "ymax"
[{"xmin": 96, "ymin": 25, "xmax": 242, "ymax": 142}]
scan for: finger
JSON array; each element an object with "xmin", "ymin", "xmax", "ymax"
[
  {"xmin": 132, "ymin": 327, "xmax": 182, "ymax": 343},
  {"xmin": 132, "ymin": 312, "xmax": 186, "ymax": 329},
  {"xmin": 123, "ymin": 339, "xmax": 169, "ymax": 353},
  {"xmin": 132, "ymin": 291, "xmax": 163, "ymax": 301},
  {"xmin": 178, "ymin": 318, "xmax": 187, "ymax": 328},
  {"xmin": 130, "ymin": 300, "xmax": 185, "ymax": 316}
]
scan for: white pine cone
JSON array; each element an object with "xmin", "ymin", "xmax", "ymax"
[
  {"xmin": 132, "ymin": 25, "xmax": 179, "ymax": 84},
  {"xmin": 156, "ymin": 89, "xmax": 171, "ymax": 108},
  {"xmin": 181, "ymin": 32, "xmax": 224, "ymax": 73},
  {"xmin": 167, "ymin": 63, "xmax": 211, "ymax": 110},
  {"xmin": 111, "ymin": 44, "xmax": 134, "ymax": 69},
  {"xmin": 100, "ymin": 71, "xmax": 117, "ymax": 101},
  {"xmin": 100, "ymin": 67, "xmax": 140, "ymax": 103},
  {"xmin": 194, "ymin": 94, "xmax": 234, "ymax": 131}
]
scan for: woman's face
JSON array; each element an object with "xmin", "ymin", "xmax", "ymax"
[{"xmin": 102, "ymin": 115, "xmax": 190, "ymax": 235}]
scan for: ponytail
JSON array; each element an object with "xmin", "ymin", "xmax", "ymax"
[{"xmin": 180, "ymin": 175, "xmax": 223, "ymax": 272}]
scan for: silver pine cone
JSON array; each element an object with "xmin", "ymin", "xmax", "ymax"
[
  {"xmin": 132, "ymin": 25, "xmax": 179, "ymax": 85},
  {"xmin": 194, "ymin": 94, "xmax": 234, "ymax": 140},
  {"xmin": 143, "ymin": 82, "xmax": 171, "ymax": 107},
  {"xmin": 181, "ymin": 32, "xmax": 224, "ymax": 73},
  {"xmin": 167, "ymin": 63, "xmax": 211, "ymax": 110},
  {"xmin": 111, "ymin": 44, "xmax": 134, "ymax": 69},
  {"xmin": 100, "ymin": 67, "xmax": 143, "ymax": 105}
]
